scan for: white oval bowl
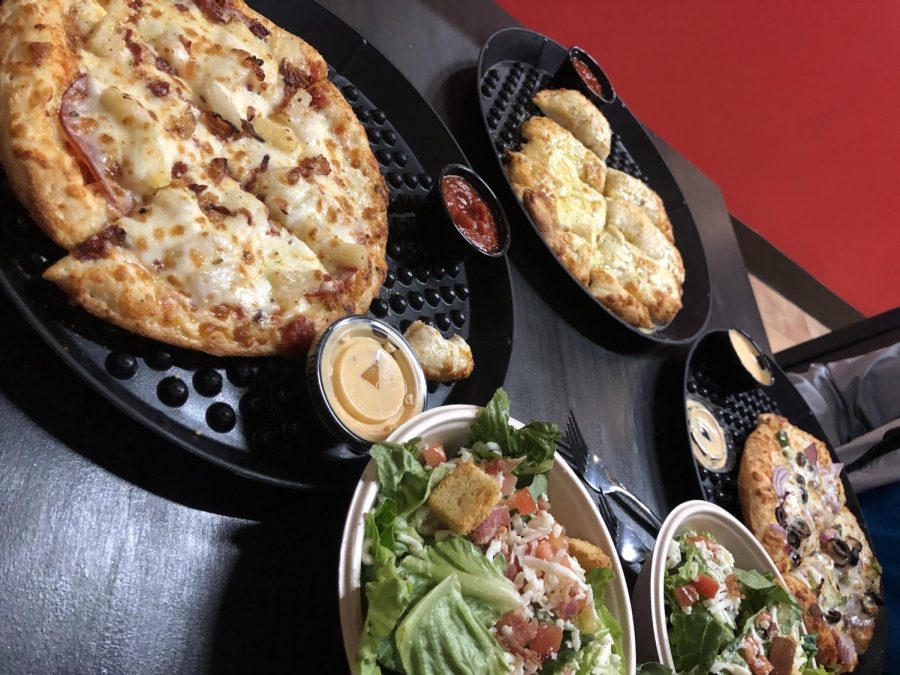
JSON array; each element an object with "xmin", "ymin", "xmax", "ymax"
[
  {"xmin": 631, "ymin": 500, "xmax": 788, "ymax": 668},
  {"xmin": 338, "ymin": 404, "xmax": 636, "ymax": 674}
]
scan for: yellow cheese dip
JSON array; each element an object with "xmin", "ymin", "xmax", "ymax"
[
  {"xmin": 686, "ymin": 397, "xmax": 732, "ymax": 472},
  {"xmin": 728, "ymin": 329, "xmax": 773, "ymax": 386},
  {"xmin": 317, "ymin": 322, "xmax": 423, "ymax": 443}
]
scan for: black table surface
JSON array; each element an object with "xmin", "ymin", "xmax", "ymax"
[{"xmin": 0, "ymin": 1, "xmax": 766, "ymax": 672}]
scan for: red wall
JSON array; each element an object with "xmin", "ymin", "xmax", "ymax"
[{"xmin": 497, "ymin": 0, "xmax": 900, "ymax": 316}]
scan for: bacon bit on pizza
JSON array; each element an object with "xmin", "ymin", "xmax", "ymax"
[
  {"xmin": 309, "ymin": 85, "xmax": 328, "ymax": 111},
  {"xmin": 241, "ymin": 119, "xmax": 264, "ymax": 142},
  {"xmin": 147, "ymin": 80, "xmax": 170, "ymax": 97},
  {"xmin": 241, "ymin": 250, "xmax": 254, "ymax": 264},
  {"xmin": 73, "ymin": 225, "xmax": 128, "ymax": 261},
  {"xmin": 201, "ymin": 111, "xmax": 237, "ymax": 140},
  {"xmin": 285, "ymin": 155, "xmax": 331, "ymax": 184},
  {"xmin": 127, "ymin": 0, "xmax": 143, "ymax": 10},
  {"xmin": 178, "ymin": 35, "xmax": 192, "ymax": 52},
  {"xmin": 202, "ymin": 202, "xmax": 235, "ymax": 218},
  {"xmin": 171, "ymin": 107, "xmax": 196, "ymax": 140},
  {"xmin": 124, "ymin": 29, "xmax": 143, "ymax": 64},
  {"xmin": 26, "ymin": 41, "xmax": 53, "ymax": 66},
  {"xmin": 171, "ymin": 161, "xmax": 188, "ymax": 179},
  {"xmin": 59, "ymin": 76, "xmax": 134, "ymax": 214},
  {"xmin": 152, "ymin": 258, "xmax": 164, "ymax": 271},
  {"xmin": 154, "ymin": 56, "xmax": 177, "ymax": 76},
  {"xmin": 208, "ymin": 157, "xmax": 231, "ymax": 183},
  {"xmin": 242, "ymin": 154, "xmax": 269, "ymax": 190},
  {"xmin": 279, "ymin": 57, "xmax": 312, "ymax": 91},
  {"xmin": 193, "ymin": 0, "xmax": 232, "ymax": 23},
  {"xmin": 174, "ymin": 3, "xmax": 189, "ymax": 13},
  {"xmin": 280, "ymin": 316, "xmax": 316, "ymax": 354},
  {"xmin": 242, "ymin": 54, "xmax": 265, "ymax": 81},
  {"xmin": 188, "ymin": 183, "xmax": 207, "ymax": 194},
  {"xmin": 248, "ymin": 20, "xmax": 270, "ymax": 39}
]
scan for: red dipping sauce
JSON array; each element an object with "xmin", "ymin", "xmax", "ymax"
[
  {"xmin": 440, "ymin": 175, "xmax": 501, "ymax": 253},
  {"xmin": 571, "ymin": 57, "xmax": 604, "ymax": 99}
]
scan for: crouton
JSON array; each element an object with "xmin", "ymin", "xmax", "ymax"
[
  {"xmin": 568, "ymin": 537, "xmax": 612, "ymax": 570},
  {"xmin": 428, "ymin": 462, "xmax": 500, "ymax": 535}
]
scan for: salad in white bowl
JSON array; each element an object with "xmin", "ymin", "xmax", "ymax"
[{"xmin": 346, "ymin": 390, "xmax": 629, "ymax": 675}]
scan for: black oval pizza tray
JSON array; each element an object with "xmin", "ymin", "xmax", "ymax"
[
  {"xmin": 476, "ymin": 28, "xmax": 710, "ymax": 345},
  {"xmin": 0, "ymin": 0, "xmax": 514, "ymax": 491},
  {"xmin": 682, "ymin": 329, "xmax": 886, "ymax": 673}
]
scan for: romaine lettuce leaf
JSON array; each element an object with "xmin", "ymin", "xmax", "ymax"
[
  {"xmin": 668, "ymin": 609, "xmax": 734, "ymax": 673},
  {"xmin": 469, "ymin": 388, "xmax": 559, "ymax": 475},
  {"xmin": 359, "ymin": 513, "xmax": 414, "ymax": 675},
  {"xmin": 571, "ymin": 635, "xmax": 623, "ymax": 675},
  {"xmin": 394, "ymin": 574, "xmax": 509, "ymax": 675},
  {"xmin": 369, "ymin": 439, "xmax": 453, "ymax": 518},
  {"xmin": 733, "ymin": 568, "xmax": 798, "ymax": 618},
  {"xmin": 400, "ymin": 535, "xmax": 521, "ymax": 625},
  {"xmin": 584, "ymin": 567, "xmax": 624, "ymax": 660}
]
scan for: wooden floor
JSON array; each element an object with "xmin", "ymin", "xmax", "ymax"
[{"xmin": 749, "ymin": 275, "xmax": 830, "ymax": 353}]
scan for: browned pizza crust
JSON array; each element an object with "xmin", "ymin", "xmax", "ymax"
[
  {"xmin": 0, "ymin": 0, "xmax": 114, "ymax": 247},
  {"xmin": 0, "ymin": 0, "xmax": 387, "ymax": 356},
  {"xmin": 739, "ymin": 414, "xmax": 880, "ymax": 672}
]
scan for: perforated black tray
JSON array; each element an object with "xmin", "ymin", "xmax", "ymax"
[
  {"xmin": 0, "ymin": 1, "xmax": 513, "ymax": 490},
  {"xmin": 476, "ymin": 28, "xmax": 710, "ymax": 344},
  {"xmin": 683, "ymin": 329, "xmax": 886, "ymax": 672}
]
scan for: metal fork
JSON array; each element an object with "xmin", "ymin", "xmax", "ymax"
[
  {"xmin": 562, "ymin": 416, "xmax": 646, "ymax": 572},
  {"xmin": 562, "ymin": 411, "xmax": 663, "ymax": 534}
]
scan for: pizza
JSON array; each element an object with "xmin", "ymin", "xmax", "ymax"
[
  {"xmin": 0, "ymin": 0, "xmax": 388, "ymax": 356},
  {"xmin": 507, "ymin": 94, "xmax": 683, "ymax": 330},
  {"xmin": 739, "ymin": 414, "xmax": 883, "ymax": 672}
]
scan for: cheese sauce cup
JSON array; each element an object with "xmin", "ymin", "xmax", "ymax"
[{"xmin": 307, "ymin": 316, "xmax": 426, "ymax": 451}]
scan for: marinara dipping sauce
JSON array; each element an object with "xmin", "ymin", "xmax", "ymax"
[
  {"xmin": 440, "ymin": 175, "xmax": 501, "ymax": 253},
  {"xmin": 571, "ymin": 57, "xmax": 604, "ymax": 99}
]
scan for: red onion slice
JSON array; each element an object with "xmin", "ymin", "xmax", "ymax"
[
  {"xmin": 772, "ymin": 465, "xmax": 791, "ymax": 498},
  {"xmin": 803, "ymin": 443, "xmax": 818, "ymax": 467},
  {"xmin": 768, "ymin": 523, "xmax": 787, "ymax": 538},
  {"xmin": 59, "ymin": 75, "xmax": 134, "ymax": 214},
  {"xmin": 837, "ymin": 634, "xmax": 856, "ymax": 665}
]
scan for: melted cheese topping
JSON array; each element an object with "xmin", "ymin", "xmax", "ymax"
[
  {"xmin": 57, "ymin": 0, "xmax": 383, "ymax": 327},
  {"xmin": 776, "ymin": 425, "xmax": 880, "ymax": 640}
]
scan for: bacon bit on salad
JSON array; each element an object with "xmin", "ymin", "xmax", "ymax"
[
  {"xmin": 695, "ymin": 573, "xmax": 720, "ymax": 599},
  {"xmin": 740, "ymin": 636, "xmax": 775, "ymax": 675},
  {"xmin": 511, "ymin": 488, "xmax": 537, "ymax": 515},
  {"xmin": 419, "ymin": 443, "xmax": 446, "ymax": 468},
  {"xmin": 557, "ymin": 595, "xmax": 584, "ymax": 619},
  {"xmin": 675, "ymin": 584, "xmax": 700, "ymax": 608},
  {"xmin": 530, "ymin": 623, "xmax": 563, "ymax": 657},
  {"xmin": 470, "ymin": 506, "xmax": 509, "ymax": 545},
  {"xmin": 725, "ymin": 573, "xmax": 743, "ymax": 598}
]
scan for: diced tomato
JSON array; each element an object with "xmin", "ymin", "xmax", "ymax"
[
  {"xmin": 419, "ymin": 444, "xmax": 446, "ymax": 468},
  {"xmin": 694, "ymin": 574, "xmax": 719, "ymax": 599},
  {"xmin": 530, "ymin": 623, "xmax": 563, "ymax": 656},
  {"xmin": 511, "ymin": 488, "xmax": 537, "ymax": 515},
  {"xmin": 675, "ymin": 584, "xmax": 700, "ymax": 608},
  {"xmin": 535, "ymin": 540, "xmax": 554, "ymax": 560}
]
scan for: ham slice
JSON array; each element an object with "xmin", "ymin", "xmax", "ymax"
[
  {"xmin": 59, "ymin": 75, "xmax": 135, "ymax": 214},
  {"xmin": 471, "ymin": 505, "xmax": 509, "ymax": 545}
]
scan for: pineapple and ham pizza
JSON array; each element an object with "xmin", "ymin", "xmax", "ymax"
[{"xmin": 0, "ymin": 0, "xmax": 387, "ymax": 355}]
